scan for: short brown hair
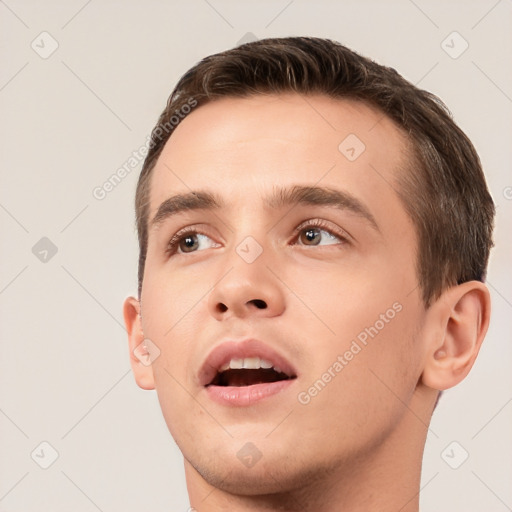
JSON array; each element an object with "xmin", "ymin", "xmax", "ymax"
[{"xmin": 134, "ymin": 36, "xmax": 495, "ymax": 306}]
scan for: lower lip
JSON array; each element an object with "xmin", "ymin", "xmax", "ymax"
[{"xmin": 205, "ymin": 379, "xmax": 295, "ymax": 407}]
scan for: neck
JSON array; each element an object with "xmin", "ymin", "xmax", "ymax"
[{"xmin": 185, "ymin": 391, "xmax": 435, "ymax": 512}]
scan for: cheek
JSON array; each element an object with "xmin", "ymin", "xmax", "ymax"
[
  {"xmin": 141, "ymin": 257, "xmax": 210, "ymax": 335},
  {"xmin": 140, "ymin": 262, "xmax": 213, "ymax": 402},
  {"xmin": 292, "ymin": 265, "xmax": 422, "ymax": 410},
  {"xmin": 284, "ymin": 260, "xmax": 390, "ymax": 339},
  {"xmin": 293, "ymin": 304, "xmax": 422, "ymax": 457}
]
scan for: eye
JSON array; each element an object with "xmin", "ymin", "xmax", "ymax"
[
  {"xmin": 298, "ymin": 227, "xmax": 339, "ymax": 246},
  {"xmin": 294, "ymin": 220, "xmax": 348, "ymax": 247},
  {"xmin": 167, "ymin": 229, "xmax": 220, "ymax": 255}
]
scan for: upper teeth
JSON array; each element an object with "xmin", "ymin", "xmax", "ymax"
[{"xmin": 219, "ymin": 357, "xmax": 281, "ymax": 373}]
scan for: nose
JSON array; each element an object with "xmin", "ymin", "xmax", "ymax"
[{"xmin": 208, "ymin": 256, "xmax": 286, "ymax": 321}]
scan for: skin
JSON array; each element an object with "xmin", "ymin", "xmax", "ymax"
[{"xmin": 123, "ymin": 94, "xmax": 490, "ymax": 511}]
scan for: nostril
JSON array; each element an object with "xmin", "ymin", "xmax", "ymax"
[
  {"xmin": 215, "ymin": 300, "xmax": 267, "ymax": 314},
  {"xmin": 250, "ymin": 299, "xmax": 267, "ymax": 309}
]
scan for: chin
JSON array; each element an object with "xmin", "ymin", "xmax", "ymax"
[{"xmin": 186, "ymin": 445, "xmax": 332, "ymax": 497}]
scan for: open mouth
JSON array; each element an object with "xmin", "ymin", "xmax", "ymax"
[{"xmin": 207, "ymin": 357, "xmax": 297, "ymax": 387}]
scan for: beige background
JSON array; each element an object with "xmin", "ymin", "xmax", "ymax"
[{"xmin": 1, "ymin": 1, "xmax": 511, "ymax": 510}]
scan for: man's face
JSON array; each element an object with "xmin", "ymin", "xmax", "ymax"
[{"xmin": 139, "ymin": 94, "xmax": 429, "ymax": 493}]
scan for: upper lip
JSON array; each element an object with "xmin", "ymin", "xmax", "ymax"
[{"xmin": 198, "ymin": 339, "xmax": 298, "ymax": 387}]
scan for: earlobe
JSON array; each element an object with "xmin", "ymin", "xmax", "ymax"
[
  {"xmin": 421, "ymin": 281, "xmax": 491, "ymax": 391},
  {"xmin": 123, "ymin": 296, "xmax": 156, "ymax": 390}
]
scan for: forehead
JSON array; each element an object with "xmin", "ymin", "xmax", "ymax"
[{"xmin": 148, "ymin": 94, "xmax": 411, "ymax": 228}]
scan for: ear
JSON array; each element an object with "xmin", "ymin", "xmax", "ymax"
[
  {"xmin": 123, "ymin": 296, "xmax": 155, "ymax": 390},
  {"xmin": 421, "ymin": 281, "xmax": 491, "ymax": 391}
]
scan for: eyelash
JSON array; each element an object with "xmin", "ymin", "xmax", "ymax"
[
  {"xmin": 292, "ymin": 219, "xmax": 350, "ymax": 246},
  {"xmin": 165, "ymin": 219, "xmax": 350, "ymax": 256},
  {"xmin": 165, "ymin": 225, "xmax": 208, "ymax": 255}
]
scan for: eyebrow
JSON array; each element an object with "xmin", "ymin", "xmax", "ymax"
[
  {"xmin": 266, "ymin": 185, "xmax": 379, "ymax": 231},
  {"xmin": 150, "ymin": 185, "xmax": 379, "ymax": 232},
  {"xmin": 150, "ymin": 191, "xmax": 223, "ymax": 228}
]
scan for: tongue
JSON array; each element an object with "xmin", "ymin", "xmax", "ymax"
[{"xmin": 217, "ymin": 368, "xmax": 286, "ymax": 387}]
